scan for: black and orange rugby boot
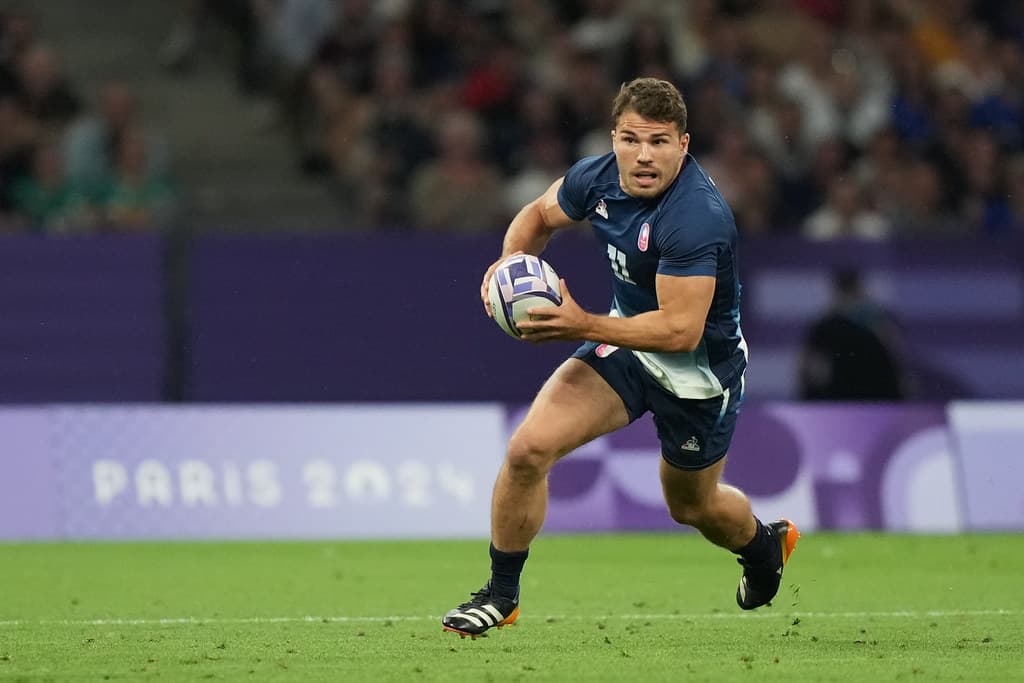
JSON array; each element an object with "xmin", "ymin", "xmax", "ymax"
[
  {"xmin": 736, "ymin": 518, "xmax": 800, "ymax": 610},
  {"xmin": 442, "ymin": 581, "xmax": 520, "ymax": 639}
]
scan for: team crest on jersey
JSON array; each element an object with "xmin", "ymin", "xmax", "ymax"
[
  {"xmin": 595, "ymin": 343, "xmax": 619, "ymax": 358},
  {"xmin": 595, "ymin": 199, "xmax": 608, "ymax": 219},
  {"xmin": 637, "ymin": 222, "xmax": 650, "ymax": 252}
]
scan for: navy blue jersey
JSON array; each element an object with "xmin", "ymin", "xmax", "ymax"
[{"xmin": 557, "ymin": 152, "xmax": 747, "ymax": 398}]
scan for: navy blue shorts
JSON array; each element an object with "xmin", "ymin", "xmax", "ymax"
[{"xmin": 572, "ymin": 341, "xmax": 743, "ymax": 470}]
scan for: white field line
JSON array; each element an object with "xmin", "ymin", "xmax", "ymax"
[{"xmin": 0, "ymin": 609, "xmax": 1016, "ymax": 628}]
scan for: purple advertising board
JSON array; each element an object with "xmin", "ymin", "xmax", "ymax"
[
  {"xmin": 0, "ymin": 409, "xmax": 59, "ymax": 538},
  {"xmin": 3, "ymin": 405, "xmax": 505, "ymax": 540},
  {"xmin": 947, "ymin": 403, "xmax": 1024, "ymax": 530},
  {"xmin": 1, "ymin": 402, "xmax": 1021, "ymax": 540}
]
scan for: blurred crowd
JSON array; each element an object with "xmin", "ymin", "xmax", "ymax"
[
  {"xmin": 200, "ymin": 0, "xmax": 1020, "ymax": 237},
  {"xmin": 0, "ymin": 8, "xmax": 174, "ymax": 234},
  {"xmin": 6, "ymin": 0, "xmax": 1024, "ymax": 237}
]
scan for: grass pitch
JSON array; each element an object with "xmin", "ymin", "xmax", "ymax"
[{"xmin": 1, "ymin": 533, "xmax": 1021, "ymax": 681}]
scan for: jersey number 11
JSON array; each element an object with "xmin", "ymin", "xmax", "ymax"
[{"xmin": 607, "ymin": 244, "xmax": 636, "ymax": 284}]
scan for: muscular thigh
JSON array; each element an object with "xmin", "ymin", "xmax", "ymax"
[{"xmin": 510, "ymin": 358, "xmax": 630, "ymax": 462}]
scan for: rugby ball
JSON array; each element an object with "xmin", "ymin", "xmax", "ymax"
[{"xmin": 487, "ymin": 254, "xmax": 562, "ymax": 338}]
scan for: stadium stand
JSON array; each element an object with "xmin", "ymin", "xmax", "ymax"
[{"xmin": 4, "ymin": 0, "xmax": 1021, "ymax": 236}]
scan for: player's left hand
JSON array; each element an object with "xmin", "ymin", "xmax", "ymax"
[{"xmin": 517, "ymin": 280, "xmax": 591, "ymax": 343}]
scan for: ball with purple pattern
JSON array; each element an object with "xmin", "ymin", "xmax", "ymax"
[{"xmin": 487, "ymin": 254, "xmax": 562, "ymax": 338}]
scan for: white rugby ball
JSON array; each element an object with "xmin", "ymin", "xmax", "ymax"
[{"xmin": 487, "ymin": 254, "xmax": 562, "ymax": 338}]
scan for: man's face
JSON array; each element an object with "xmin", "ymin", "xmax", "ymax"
[{"xmin": 612, "ymin": 111, "xmax": 688, "ymax": 199}]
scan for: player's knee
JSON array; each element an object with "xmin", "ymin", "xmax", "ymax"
[
  {"xmin": 666, "ymin": 499, "xmax": 708, "ymax": 527},
  {"xmin": 505, "ymin": 432, "xmax": 560, "ymax": 479}
]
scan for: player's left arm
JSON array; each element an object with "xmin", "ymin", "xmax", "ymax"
[{"xmin": 518, "ymin": 273, "xmax": 714, "ymax": 352}]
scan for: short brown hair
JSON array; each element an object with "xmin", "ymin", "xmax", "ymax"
[{"xmin": 611, "ymin": 77, "xmax": 687, "ymax": 134}]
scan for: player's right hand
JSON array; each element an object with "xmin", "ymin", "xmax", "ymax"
[{"xmin": 480, "ymin": 251, "xmax": 523, "ymax": 318}]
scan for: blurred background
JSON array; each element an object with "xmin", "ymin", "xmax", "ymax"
[{"xmin": 1, "ymin": 0, "xmax": 1022, "ymax": 540}]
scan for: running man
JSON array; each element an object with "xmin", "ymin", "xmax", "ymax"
[{"xmin": 442, "ymin": 77, "xmax": 798, "ymax": 639}]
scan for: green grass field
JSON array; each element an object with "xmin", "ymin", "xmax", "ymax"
[{"xmin": 1, "ymin": 533, "xmax": 1021, "ymax": 681}]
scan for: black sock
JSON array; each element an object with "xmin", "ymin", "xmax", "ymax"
[
  {"xmin": 733, "ymin": 518, "xmax": 774, "ymax": 565},
  {"xmin": 489, "ymin": 543, "xmax": 528, "ymax": 601}
]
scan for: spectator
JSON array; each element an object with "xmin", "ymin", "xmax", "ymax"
[
  {"xmin": 406, "ymin": 0, "xmax": 463, "ymax": 88},
  {"xmin": 921, "ymin": 80, "xmax": 974, "ymax": 200},
  {"xmin": 969, "ymin": 38, "xmax": 1023, "ymax": 149},
  {"xmin": 11, "ymin": 135, "xmax": 96, "ymax": 233},
  {"xmin": 881, "ymin": 160, "xmax": 962, "ymax": 236},
  {"xmin": 731, "ymin": 151, "xmax": 782, "ymax": 236},
  {"xmin": 493, "ymin": 82, "xmax": 572, "ymax": 175},
  {"xmin": 798, "ymin": 269, "xmax": 905, "ymax": 401},
  {"xmin": 700, "ymin": 121, "xmax": 754, "ymax": 210},
  {"xmin": 251, "ymin": 0, "xmax": 335, "ymax": 75},
  {"xmin": 504, "ymin": 0, "xmax": 563, "ymax": 63},
  {"xmin": 560, "ymin": 48, "xmax": 617, "ymax": 157},
  {"xmin": 698, "ymin": 16, "xmax": 747, "ymax": 101},
  {"xmin": 776, "ymin": 29, "xmax": 845, "ymax": 146},
  {"xmin": 0, "ymin": 8, "xmax": 36, "ymax": 97},
  {"xmin": 932, "ymin": 22, "xmax": 1003, "ymax": 104},
  {"xmin": 346, "ymin": 51, "xmax": 433, "ymax": 228},
  {"xmin": 251, "ymin": 0, "xmax": 336, "ymax": 162},
  {"xmin": 803, "ymin": 174, "xmax": 891, "ymax": 240},
  {"xmin": 752, "ymin": 94, "xmax": 818, "ymax": 226},
  {"xmin": 957, "ymin": 128, "xmax": 1006, "ymax": 233},
  {"xmin": 307, "ymin": 63, "xmax": 369, "ymax": 182},
  {"xmin": 159, "ymin": 0, "xmax": 268, "ymax": 96},
  {"xmin": 99, "ymin": 127, "xmax": 176, "ymax": 231},
  {"xmin": 886, "ymin": 24, "xmax": 937, "ymax": 151},
  {"xmin": 14, "ymin": 43, "xmax": 80, "ymax": 128},
  {"xmin": 311, "ymin": 0, "xmax": 382, "ymax": 97},
  {"xmin": 681, "ymin": 74, "xmax": 743, "ymax": 158},
  {"xmin": 460, "ymin": 36, "xmax": 529, "ymax": 175},
  {"xmin": 615, "ymin": 12, "xmax": 676, "ymax": 85},
  {"xmin": 408, "ymin": 108, "xmax": 506, "ymax": 233},
  {"xmin": 852, "ymin": 127, "xmax": 906, "ymax": 206},
  {"xmin": 0, "ymin": 94, "xmax": 38, "ymax": 216},
  {"xmin": 63, "ymin": 81, "xmax": 169, "ymax": 193},
  {"xmin": 503, "ymin": 132, "xmax": 570, "ymax": 218},
  {"xmin": 569, "ymin": 0, "xmax": 631, "ymax": 57},
  {"xmin": 889, "ymin": 0, "xmax": 972, "ymax": 69},
  {"xmin": 664, "ymin": 0, "xmax": 717, "ymax": 80}
]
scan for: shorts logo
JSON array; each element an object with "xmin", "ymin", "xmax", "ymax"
[
  {"xmin": 595, "ymin": 343, "xmax": 619, "ymax": 358},
  {"xmin": 596, "ymin": 199, "xmax": 609, "ymax": 219},
  {"xmin": 637, "ymin": 222, "xmax": 650, "ymax": 252},
  {"xmin": 680, "ymin": 436, "xmax": 701, "ymax": 452}
]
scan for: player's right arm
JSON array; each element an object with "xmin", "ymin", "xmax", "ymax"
[{"xmin": 480, "ymin": 177, "xmax": 576, "ymax": 315}]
